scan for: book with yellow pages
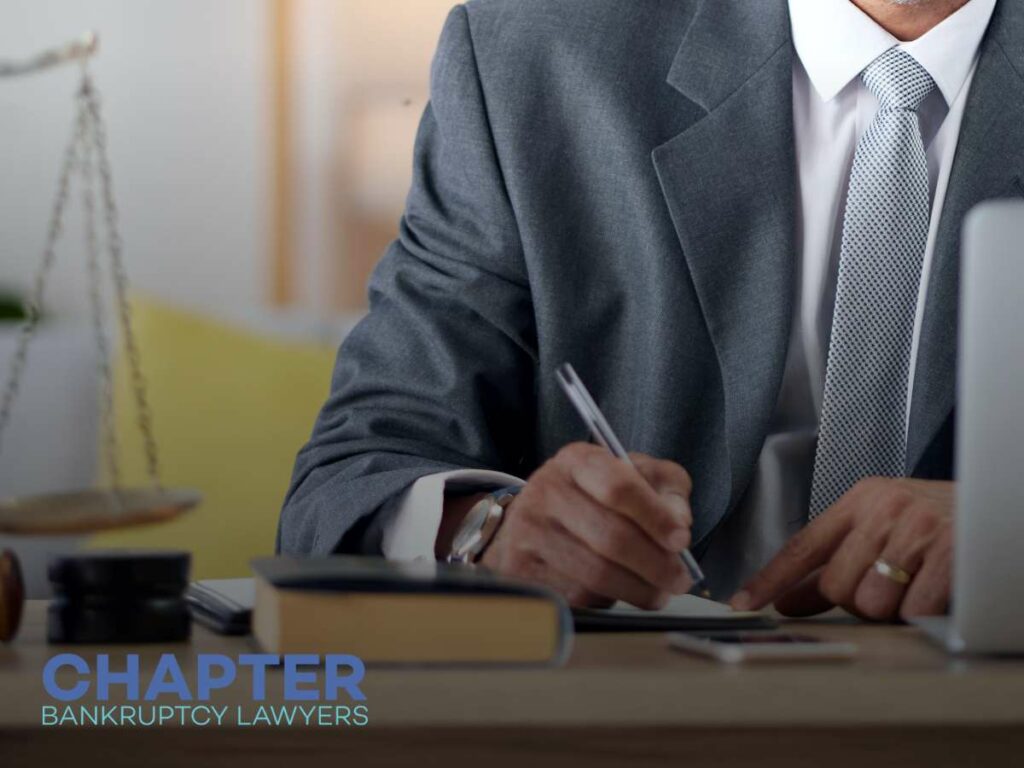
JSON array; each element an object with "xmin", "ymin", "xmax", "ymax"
[{"xmin": 250, "ymin": 556, "xmax": 573, "ymax": 665}]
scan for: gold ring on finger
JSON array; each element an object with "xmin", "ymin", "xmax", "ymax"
[{"xmin": 873, "ymin": 557, "xmax": 913, "ymax": 585}]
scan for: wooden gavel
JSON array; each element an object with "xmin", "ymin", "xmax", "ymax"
[{"xmin": 0, "ymin": 550, "xmax": 25, "ymax": 642}]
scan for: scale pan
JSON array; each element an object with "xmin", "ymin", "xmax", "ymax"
[{"xmin": 0, "ymin": 488, "xmax": 200, "ymax": 535}]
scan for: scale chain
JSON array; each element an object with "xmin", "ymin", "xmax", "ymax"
[
  {"xmin": 0, "ymin": 66, "xmax": 161, "ymax": 491},
  {"xmin": 78, "ymin": 82, "xmax": 121, "ymax": 491},
  {"xmin": 0, "ymin": 82, "xmax": 87, "ymax": 462},
  {"xmin": 83, "ymin": 76, "xmax": 162, "ymax": 489}
]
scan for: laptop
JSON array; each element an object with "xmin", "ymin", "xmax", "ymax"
[{"xmin": 912, "ymin": 200, "xmax": 1024, "ymax": 654}]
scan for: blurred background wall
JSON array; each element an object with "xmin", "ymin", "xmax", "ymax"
[
  {"xmin": 1, "ymin": 0, "xmax": 273, "ymax": 323},
  {"xmin": 0, "ymin": 0, "xmax": 457, "ymax": 593}
]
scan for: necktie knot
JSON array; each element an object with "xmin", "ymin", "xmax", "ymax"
[{"xmin": 862, "ymin": 47, "xmax": 936, "ymax": 112}]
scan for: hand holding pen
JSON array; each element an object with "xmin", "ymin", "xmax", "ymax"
[
  {"xmin": 555, "ymin": 363, "xmax": 710, "ymax": 598},
  {"xmin": 478, "ymin": 366, "xmax": 699, "ymax": 609}
]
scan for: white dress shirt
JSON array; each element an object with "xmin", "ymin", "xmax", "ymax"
[{"xmin": 374, "ymin": 0, "xmax": 997, "ymax": 587}]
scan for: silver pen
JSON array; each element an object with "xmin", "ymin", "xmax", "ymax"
[{"xmin": 555, "ymin": 362, "xmax": 710, "ymax": 598}]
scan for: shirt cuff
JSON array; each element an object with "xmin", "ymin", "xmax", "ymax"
[{"xmin": 379, "ymin": 469, "xmax": 526, "ymax": 561}]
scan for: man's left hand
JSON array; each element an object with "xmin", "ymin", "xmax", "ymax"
[{"xmin": 730, "ymin": 478, "xmax": 954, "ymax": 621}]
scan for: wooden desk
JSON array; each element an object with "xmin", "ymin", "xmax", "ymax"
[{"xmin": 2, "ymin": 601, "xmax": 1023, "ymax": 767}]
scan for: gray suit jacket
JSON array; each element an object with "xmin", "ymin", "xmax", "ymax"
[{"xmin": 278, "ymin": 0, "xmax": 1024, "ymax": 557}]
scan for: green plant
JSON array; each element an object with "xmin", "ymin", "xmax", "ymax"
[{"xmin": 0, "ymin": 289, "xmax": 28, "ymax": 323}]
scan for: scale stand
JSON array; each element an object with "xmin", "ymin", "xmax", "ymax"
[{"xmin": 0, "ymin": 33, "xmax": 201, "ymax": 640}]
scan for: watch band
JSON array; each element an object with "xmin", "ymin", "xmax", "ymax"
[{"xmin": 447, "ymin": 486, "xmax": 522, "ymax": 564}]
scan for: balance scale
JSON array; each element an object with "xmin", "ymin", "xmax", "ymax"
[{"xmin": 0, "ymin": 33, "xmax": 201, "ymax": 641}]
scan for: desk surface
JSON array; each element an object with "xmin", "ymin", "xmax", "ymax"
[{"xmin": 2, "ymin": 601, "xmax": 1024, "ymax": 767}]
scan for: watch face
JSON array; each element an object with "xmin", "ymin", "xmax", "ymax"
[{"xmin": 451, "ymin": 503, "xmax": 490, "ymax": 556}]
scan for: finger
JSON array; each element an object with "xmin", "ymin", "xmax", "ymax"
[
  {"xmin": 542, "ymin": 525, "xmax": 671, "ymax": 609},
  {"xmin": 629, "ymin": 453, "xmax": 694, "ymax": 526},
  {"xmin": 900, "ymin": 522, "xmax": 953, "ymax": 619},
  {"xmin": 773, "ymin": 570, "xmax": 835, "ymax": 617},
  {"xmin": 817, "ymin": 510, "xmax": 896, "ymax": 609},
  {"xmin": 731, "ymin": 503, "xmax": 855, "ymax": 610},
  {"xmin": 561, "ymin": 445, "xmax": 690, "ymax": 551},
  {"xmin": 545, "ymin": 482, "xmax": 691, "ymax": 594},
  {"xmin": 852, "ymin": 505, "xmax": 941, "ymax": 621},
  {"xmin": 568, "ymin": 448, "xmax": 690, "ymax": 547},
  {"xmin": 628, "ymin": 453, "xmax": 693, "ymax": 496}
]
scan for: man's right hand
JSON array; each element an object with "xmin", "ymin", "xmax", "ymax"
[{"xmin": 478, "ymin": 443, "xmax": 694, "ymax": 609}]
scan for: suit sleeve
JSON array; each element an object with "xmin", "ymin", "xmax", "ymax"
[{"xmin": 277, "ymin": 5, "xmax": 538, "ymax": 556}]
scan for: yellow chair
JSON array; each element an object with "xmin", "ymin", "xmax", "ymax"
[{"xmin": 89, "ymin": 298, "xmax": 337, "ymax": 579}]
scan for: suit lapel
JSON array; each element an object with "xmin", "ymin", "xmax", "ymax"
[
  {"xmin": 652, "ymin": 1, "xmax": 796, "ymax": 511},
  {"xmin": 906, "ymin": 0, "xmax": 1024, "ymax": 473}
]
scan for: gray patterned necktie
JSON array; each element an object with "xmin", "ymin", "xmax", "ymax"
[{"xmin": 809, "ymin": 48, "xmax": 937, "ymax": 518}]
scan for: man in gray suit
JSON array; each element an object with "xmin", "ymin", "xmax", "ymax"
[{"xmin": 280, "ymin": 0, "xmax": 1022, "ymax": 619}]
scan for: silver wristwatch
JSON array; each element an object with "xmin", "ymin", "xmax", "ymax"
[{"xmin": 447, "ymin": 486, "xmax": 521, "ymax": 564}]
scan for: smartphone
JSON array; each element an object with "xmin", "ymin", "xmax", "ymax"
[{"xmin": 668, "ymin": 630, "xmax": 858, "ymax": 663}]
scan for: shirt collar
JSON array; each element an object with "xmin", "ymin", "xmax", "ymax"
[{"xmin": 788, "ymin": 0, "xmax": 997, "ymax": 105}]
